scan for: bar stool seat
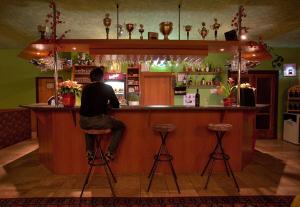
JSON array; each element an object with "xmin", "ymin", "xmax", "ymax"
[
  {"xmin": 82, "ymin": 129, "xmax": 111, "ymax": 135},
  {"xmin": 80, "ymin": 128, "xmax": 117, "ymax": 199},
  {"xmin": 152, "ymin": 123, "xmax": 176, "ymax": 132},
  {"xmin": 147, "ymin": 123, "xmax": 180, "ymax": 193},
  {"xmin": 201, "ymin": 123, "xmax": 240, "ymax": 192},
  {"xmin": 208, "ymin": 123, "xmax": 232, "ymax": 132}
]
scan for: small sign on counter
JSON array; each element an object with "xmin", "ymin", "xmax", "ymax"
[{"xmin": 183, "ymin": 93, "xmax": 195, "ymax": 106}]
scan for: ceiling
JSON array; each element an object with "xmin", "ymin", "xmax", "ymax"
[{"xmin": 1, "ymin": 0, "xmax": 300, "ymax": 49}]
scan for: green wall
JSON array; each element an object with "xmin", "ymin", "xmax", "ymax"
[{"xmin": 0, "ymin": 49, "xmax": 70, "ymax": 108}]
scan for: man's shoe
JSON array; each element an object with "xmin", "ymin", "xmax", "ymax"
[
  {"xmin": 105, "ymin": 152, "xmax": 114, "ymax": 162},
  {"xmin": 87, "ymin": 152, "xmax": 95, "ymax": 163}
]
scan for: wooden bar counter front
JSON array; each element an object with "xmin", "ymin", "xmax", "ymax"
[{"xmin": 23, "ymin": 104, "xmax": 263, "ymax": 175}]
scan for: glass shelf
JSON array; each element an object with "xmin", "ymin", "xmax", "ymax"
[
  {"xmin": 179, "ymin": 71, "xmax": 220, "ymax": 75},
  {"xmin": 186, "ymin": 85, "xmax": 217, "ymax": 89},
  {"xmin": 288, "ymin": 97, "xmax": 300, "ymax": 100}
]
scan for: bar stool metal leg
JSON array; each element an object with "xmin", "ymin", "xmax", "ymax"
[
  {"xmin": 225, "ymin": 159, "xmax": 240, "ymax": 192},
  {"xmin": 204, "ymin": 159, "xmax": 215, "ymax": 190},
  {"xmin": 217, "ymin": 132, "xmax": 230, "ymax": 177},
  {"xmin": 147, "ymin": 131, "xmax": 180, "ymax": 193},
  {"xmin": 79, "ymin": 158, "xmax": 94, "ymax": 199},
  {"xmin": 147, "ymin": 144, "xmax": 163, "ymax": 192},
  {"xmin": 201, "ymin": 142, "xmax": 219, "ymax": 176},
  {"xmin": 80, "ymin": 135, "xmax": 117, "ymax": 199},
  {"xmin": 148, "ymin": 145, "xmax": 163, "ymax": 178},
  {"xmin": 80, "ymin": 141, "xmax": 101, "ymax": 199},
  {"xmin": 167, "ymin": 156, "xmax": 180, "ymax": 193},
  {"xmin": 201, "ymin": 129, "xmax": 239, "ymax": 192},
  {"xmin": 98, "ymin": 139, "xmax": 117, "ymax": 183},
  {"xmin": 99, "ymin": 146, "xmax": 116, "ymax": 196}
]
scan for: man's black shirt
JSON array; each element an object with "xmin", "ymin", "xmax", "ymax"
[{"xmin": 80, "ymin": 81, "xmax": 119, "ymax": 117}]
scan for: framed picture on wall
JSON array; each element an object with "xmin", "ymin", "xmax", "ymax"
[
  {"xmin": 283, "ymin": 64, "xmax": 297, "ymax": 77},
  {"xmin": 36, "ymin": 77, "xmax": 63, "ymax": 103}
]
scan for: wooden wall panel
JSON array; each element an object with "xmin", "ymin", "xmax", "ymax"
[
  {"xmin": 36, "ymin": 77, "xmax": 63, "ymax": 103},
  {"xmin": 140, "ymin": 72, "xmax": 174, "ymax": 105}
]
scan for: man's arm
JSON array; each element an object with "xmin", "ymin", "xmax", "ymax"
[{"xmin": 108, "ymin": 86, "xmax": 120, "ymax": 108}]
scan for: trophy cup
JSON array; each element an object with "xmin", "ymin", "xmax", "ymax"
[
  {"xmin": 184, "ymin": 25, "xmax": 192, "ymax": 40},
  {"xmin": 103, "ymin": 13, "xmax": 112, "ymax": 39},
  {"xmin": 37, "ymin": 25, "xmax": 46, "ymax": 39},
  {"xmin": 139, "ymin": 24, "xmax": 144, "ymax": 40},
  {"xmin": 159, "ymin": 22, "xmax": 173, "ymax": 40},
  {"xmin": 211, "ymin": 18, "xmax": 221, "ymax": 40},
  {"xmin": 198, "ymin": 22, "xmax": 208, "ymax": 40},
  {"xmin": 125, "ymin": 23, "xmax": 136, "ymax": 39},
  {"xmin": 117, "ymin": 24, "xmax": 124, "ymax": 38}
]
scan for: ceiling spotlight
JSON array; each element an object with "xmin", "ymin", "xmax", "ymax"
[{"xmin": 241, "ymin": 34, "xmax": 247, "ymax": 40}]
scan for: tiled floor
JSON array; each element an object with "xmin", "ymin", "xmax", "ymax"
[{"xmin": 0, "ymin": 139, "xmax": 299, "ymax": 198}]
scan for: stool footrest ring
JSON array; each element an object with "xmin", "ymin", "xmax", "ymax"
[
  {"xmin": 154, "ymin": 153, "xmax": 173, "ymax": 161},
  {"xmin": 210, "ymin": 153, "xmax": 230, "ymax": 161}
]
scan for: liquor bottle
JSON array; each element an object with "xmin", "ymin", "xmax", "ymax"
[
  {"xmin": 183, "ymin": 75, "xmax": 187, "ymax": 86},
  {"xmin": 188, "ymin": 76, "xmax": 193, "ymax": 87},
  {"xmin": 201, "ymin": 77, "xmax": 206, "ymax": 85},
  {"xmin": 205, "ymin": 63, "xmax": 210, "ymax": 72},
  {"xmin": 195, "ymin": 89, "xmax": 200, "ymax": 107}
]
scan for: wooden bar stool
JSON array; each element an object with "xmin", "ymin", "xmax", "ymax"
[
  {"xmin": 147, "ymin": 123, "xmax": 180, "ymax": 193},
  {"xmin": 201, "ymin": 123, "xmax": 240, "ymax": 192},
  {"xmin": 80, "ymin": 129, "xmax": 117, "ymax": 198}
]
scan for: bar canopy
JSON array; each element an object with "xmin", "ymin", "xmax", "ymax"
[{"xmin": 19, "ymin": 39, "xmax": 272, "ymax": 61}]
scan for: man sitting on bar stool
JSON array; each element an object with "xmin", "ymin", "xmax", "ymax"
[{"xmin": 79, "ymin": 66, "xmax": 125, "ymax": 162}]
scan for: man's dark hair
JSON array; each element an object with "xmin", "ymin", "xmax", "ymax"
[{"xmin": 90, "ymin": 66, "xmax": 104, "ymax": 82}]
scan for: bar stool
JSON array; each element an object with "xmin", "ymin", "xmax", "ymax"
[
  {"xmin": 201, "ymin": 123, "xmax": 240, "ymax": 192},
  {"xmin": 147, "ymin": 123, "xmax": 180, "ymax": 193},
  {"xmin": 80, "ymin": 129, "xmax": 117, "ymax": 198}
]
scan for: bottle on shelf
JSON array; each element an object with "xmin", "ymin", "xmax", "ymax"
[
  {"xmin": 289, "ymin": 90, "xmax": 294, "ymax": 98},
  {"xmin": 182, "ymin": 75, "xmax": 187, "ymax": 86},
  {"xmin": 205, "ymin": 63, "xmax": 210, "ymax": 72},
  {"xmin": 201, "ymin": 77, "xmax": 206, "ymax": 86},
  {"xmin": 287, "ymin": 85, "xmax": 300, "ymax": 113},
  {"xmin": 195, "ymin": 89, "xmax": 200, "ymax": 107},
  {"xmin": 188, "ymin": 76, "xmax": 193, "ymax": 87}
]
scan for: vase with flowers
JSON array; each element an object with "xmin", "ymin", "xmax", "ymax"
[
  {"xmin": 216, "ymin": 77, "xmax": 236, "ymax": 106},
  {"xmin": 58, "ymin": 80, "xmax": 82, "ymax": 107},
  {"xmin": 240, "ymin": 83, "xmax": 256, "ymax": 106}
]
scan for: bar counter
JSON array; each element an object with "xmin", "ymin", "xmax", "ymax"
[{"xmin": 22, "ymin": 103, "xmax": 266, "ymax": 175}]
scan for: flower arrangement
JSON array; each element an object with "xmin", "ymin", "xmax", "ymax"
[
  {"xmin": 240, "ymin": 83, "xmax": 256, "ymax": 91},
  {"xmin": 217, "ymin": 78, "xmax": 256, "ymax": 97},
  {"xmin": 217, "ymin": 77, "xmax": 236, "ymax": 98},
  {"xmin": 58, "ymin": 80, "xmax": 82, "ymax": 96}
]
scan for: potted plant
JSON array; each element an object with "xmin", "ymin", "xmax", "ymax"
[
  {"xmin": 216, "ymin": 77, "xmax": 236, "ymax": 106},
  {"xmin": 127, "ymin": 93, "xmax": 140, "ymax": 106},
  {"xmin": 58, "ymin": 80, "xmax": 82, "ymax": 107}
]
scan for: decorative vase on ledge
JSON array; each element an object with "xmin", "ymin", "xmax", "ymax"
[
  {"xmin": 128, "ymin": 101, "xmax": 140, "ymax": 106},
  {"xmin": 223, "ymin": 97, "xmax": 234, "ymax": 106},
  {"xmin": 62, "ymin": 93, "xmax": 75, "ymax": 107}
]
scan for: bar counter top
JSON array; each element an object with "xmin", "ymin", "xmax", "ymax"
[{"xmin": 21, "ymin": 103, "xmax": 267, "ymax": 111}]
